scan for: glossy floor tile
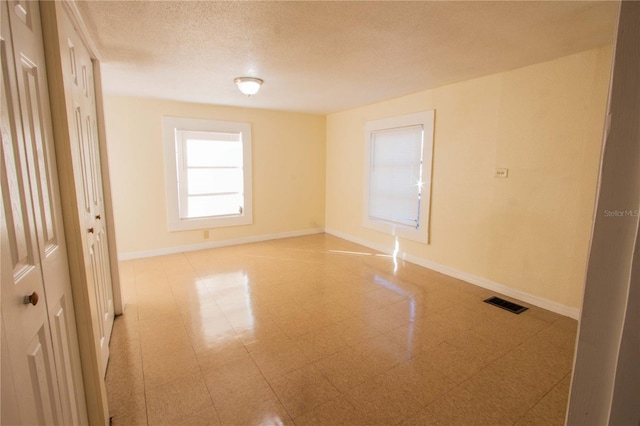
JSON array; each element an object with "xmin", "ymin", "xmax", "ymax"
[{"xmin": 106, "ymin": 234, "xmax": 577, "ymax": 425}]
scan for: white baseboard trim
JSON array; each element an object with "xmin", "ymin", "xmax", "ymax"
[
  {"xmin": 117, "ymin": 228, "xmax": 325, "ymax": 261},
  {"xmin": 325, "ymin": 228, "xmax": 581, "ymax": 320}
]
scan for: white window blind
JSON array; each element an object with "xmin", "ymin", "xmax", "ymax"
[
  {"xmin": 369, "ymin": 125, "xmax": 424, "ymax": 228},
  {"xmin": 363, "ymin": 110, "xmax": 434, "ymax": 244}
]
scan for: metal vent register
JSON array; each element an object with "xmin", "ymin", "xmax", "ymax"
[{"xmin": 484, "ymin": 296, "xmax": 528, "ymax": 314}]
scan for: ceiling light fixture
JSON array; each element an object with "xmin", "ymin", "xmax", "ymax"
[{"xmin": 234, "ymin": 77, "xmax": 263, "ymax": 96}]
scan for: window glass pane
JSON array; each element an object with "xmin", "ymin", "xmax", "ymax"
[
  {"xmin": 165, "ymin": 117, "xmax": 253, "ymax": 231},
  {"xmin": 186, "ymin": 139, "xmax": 243, "ymax": 167},
  {"xmin": 187, "ymin": 169, "xmax": 244, "ymax": 195},
  {"xmin": 185, "ymin": 194, "xmax": 243, "ymax": 219}
]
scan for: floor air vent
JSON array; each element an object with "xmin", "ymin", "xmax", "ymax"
[{"xmin": 484, "ymin": 296, "xmax": 528, "ymax": 314}]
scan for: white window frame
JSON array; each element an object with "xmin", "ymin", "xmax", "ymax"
[
  {"xmin": 363, "ymin": 110, "xmax": 434, "ymax": 244},
  {"xmin": 162, "ymin": 116, "xmax": 252, "ymax": 231}
]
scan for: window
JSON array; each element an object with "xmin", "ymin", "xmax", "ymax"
[
  {"xmin": 363, "ymin": 110, "xmax": 434, "ymax": 243},
  {"xmin": 163, "ymin": 117, "xmax": 252, "ymax": 231}
]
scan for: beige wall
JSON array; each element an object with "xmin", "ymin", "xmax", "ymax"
[
  {"xmin": 326, "ymin": 46, "xmax": 613, "ymax": 312},
  {"xmin": 103, "ymin": 97, "xmax": 326, "ymax": 256},
  {"xmin": 106, "ymin": 46, "xmax": 612, "ymax": 312}
]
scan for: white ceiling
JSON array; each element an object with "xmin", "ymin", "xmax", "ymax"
[{"xmin": 76, "ymin": 1, "xmax": 619, "ymax": 115}]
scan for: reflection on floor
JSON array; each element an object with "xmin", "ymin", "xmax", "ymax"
[{"xmin": 107, "ymin": 234, "xmax": 576, "ymax": 425}]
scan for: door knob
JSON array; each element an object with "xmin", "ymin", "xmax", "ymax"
[
  {"xmin": 24, "ymin": 292, "xmax": 39, "ymax": 306},
  {"xmin": 88, "ymin": 227, "xmax": 94, "ymax": 233}
]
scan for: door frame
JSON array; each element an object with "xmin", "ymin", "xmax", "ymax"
[{"xmin": 40, "ymin": 1, "xmax": 123, "ymax": 423}]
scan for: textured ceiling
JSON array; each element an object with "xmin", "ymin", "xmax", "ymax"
[{"xmin": 76, "ymin": 1, "xmax": 619, "ymax": 114}]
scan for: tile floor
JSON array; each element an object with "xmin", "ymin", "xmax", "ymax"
[{"xmin": 106, "ymin": 234, "xmax": 577, "ymax": 425}]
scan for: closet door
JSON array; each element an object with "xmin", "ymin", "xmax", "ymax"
[
  {"xmin": 56, "ymin": 3, "xmax": 115, "ymax": 377},
  {"xmin": 1, "ymin": 5, "xmax": 61, "ymax": 422},
  {"xmin": 1, "ymin": 1, "xmax": 87, "ymax": 424}
]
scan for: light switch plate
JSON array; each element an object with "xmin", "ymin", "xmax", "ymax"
[{"xmin": 495, "ymin": 168, "xmax": 509, "ymax": 178}]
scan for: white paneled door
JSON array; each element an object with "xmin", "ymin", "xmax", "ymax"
[
  {"xmin": 57, "ymin": 7, "xmax": 115, "ymax": 377},
  {"xmin": 1, "ymin": 1, "xmax": 87, "ymax": 424}
]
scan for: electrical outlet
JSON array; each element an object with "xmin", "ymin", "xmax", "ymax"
[
  {"xmin": 494, "ymin": 168, "xmax": 509, "ymax": 178},
  {"xmin": 203, "ymin": 230, "xmax": 209, "ymax": 239}
]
